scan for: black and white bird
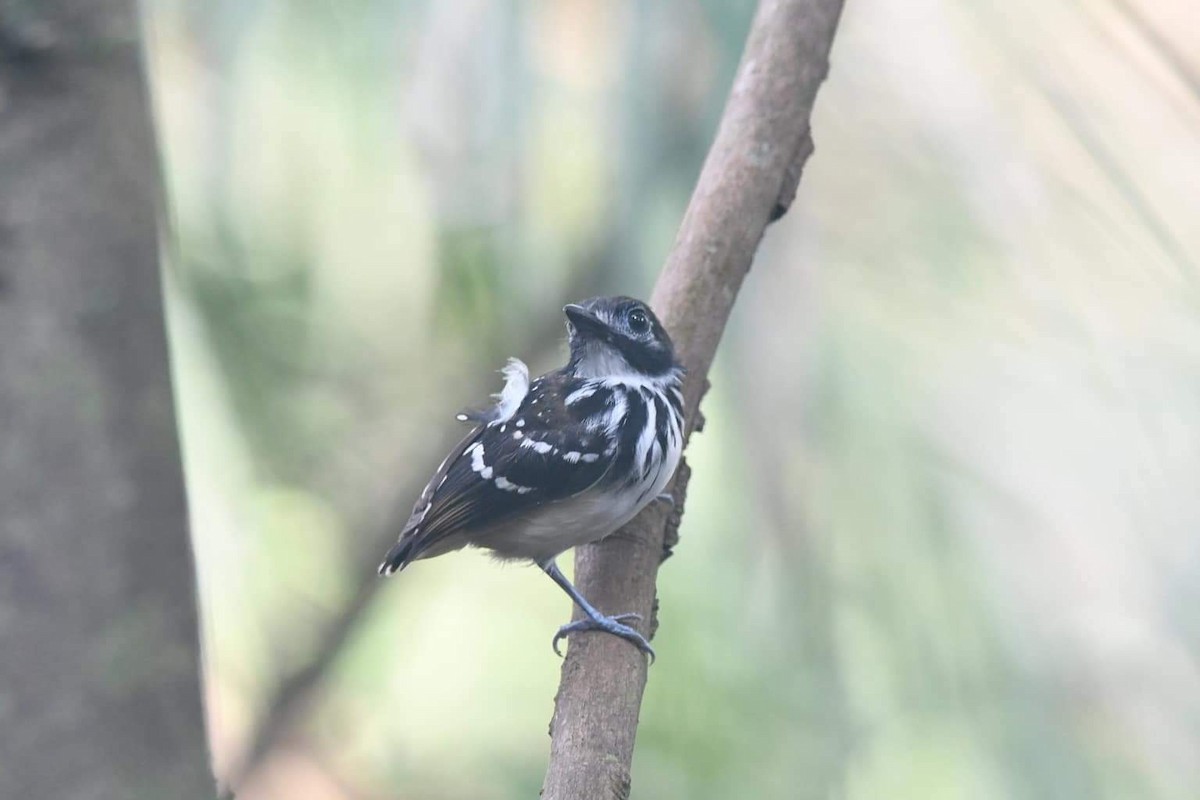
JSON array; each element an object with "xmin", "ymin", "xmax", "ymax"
[{"xmin": 378, "ymin": 296, "xmax": 684, "ymax": 659}]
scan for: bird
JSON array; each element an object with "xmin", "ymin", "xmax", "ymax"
[{"xmin": 378, "ymin": 296, "xmax": 685, "ymax": 660}]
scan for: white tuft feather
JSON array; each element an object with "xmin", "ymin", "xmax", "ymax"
[{"xmin": 489, "ymin": 358, "xmax": 530, "ymax": 426}]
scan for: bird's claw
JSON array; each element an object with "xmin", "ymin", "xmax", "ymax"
[
  {"xmin": 654, "ymin": 492, "xmax": 676, "ymax": 508},
  {"xmin": 552, "ymin": 612, "xmax": 655, "ymax": 662}
]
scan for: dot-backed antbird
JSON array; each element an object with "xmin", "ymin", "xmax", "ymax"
[{"xmin": 379, "ymin": 297, "xmax": 684, "ymax": 659}]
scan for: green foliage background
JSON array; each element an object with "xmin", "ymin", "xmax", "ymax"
[{"xmin": 146, "ymin": 1, "xmax": 1200, "ymax": 797}]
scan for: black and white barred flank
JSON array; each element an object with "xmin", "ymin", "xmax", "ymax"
[{"xmin": 379, "ymin": 297, "xmax": 685, "ymax": 573}]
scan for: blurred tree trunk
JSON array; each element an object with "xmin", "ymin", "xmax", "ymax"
[{"xmin": 0, "ymin": 2, "xmax": 213, "ymax": 798}]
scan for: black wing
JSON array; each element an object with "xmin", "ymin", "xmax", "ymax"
[{"xmin": 378, "ymin": 372, "xmax": 613, "ymax": 573}]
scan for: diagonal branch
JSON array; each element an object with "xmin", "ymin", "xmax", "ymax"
[{"xmin": 540, "ymin": 1, "xmax": 845, "ymax": 797}]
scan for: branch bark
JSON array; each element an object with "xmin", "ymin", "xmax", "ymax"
[{"xmin": 541, "ymin": 1, "xmax": 844, "ymax": 797}]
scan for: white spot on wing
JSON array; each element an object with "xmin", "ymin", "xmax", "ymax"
[
  {"xmin": 580, "ymin": 453, "xmax": 600, "ymax": 463},
  {"xmin": 495, "ymin": 475, "xmax": 534, "ymax": 494},
  {"xmin": 470, "ymin": 442, "xmax": 486, "ymax": 474},
  {"xmin": 521, "ymin": 439, "xmax": 554, "ymax": 455}
]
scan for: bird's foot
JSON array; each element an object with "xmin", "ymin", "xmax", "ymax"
[{"xmin": 552, "ymin": 612, "xmax": 655, "ymax": 662}]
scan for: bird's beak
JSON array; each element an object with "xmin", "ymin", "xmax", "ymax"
[{"xmin": 563, "ymin": 304, "xmax": 610, "ymax": 340}]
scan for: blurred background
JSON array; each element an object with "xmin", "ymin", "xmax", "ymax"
[{"xmin": 143, "ymin": 0, "xmax": 1200, "ymax": 797}]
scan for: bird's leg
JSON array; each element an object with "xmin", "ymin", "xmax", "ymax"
[{"xmin": 541, "ymin": 560, "xmax": 655, "ymax": 662}]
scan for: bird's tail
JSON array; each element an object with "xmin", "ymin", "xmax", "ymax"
[{"xmin": 377, "ymin": 536, "xmax": 419, "ymax": 577}]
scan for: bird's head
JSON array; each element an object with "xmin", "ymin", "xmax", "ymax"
[{"xmin": 564, "ymin": 296, "xmax": 679, "ymax": 380}]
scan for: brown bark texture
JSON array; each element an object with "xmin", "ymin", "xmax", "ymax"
[
  {"xmin": 0, "ymin": 1, "xmax": 213, "ymax": 797},
  {"xmin": 540, "ymin": 0, "xmax": 845, "ymax": 797}
]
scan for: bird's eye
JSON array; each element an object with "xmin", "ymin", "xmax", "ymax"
[{"xmin": 628, "ymin": 308, "xmax": 650, "ymax": 334}]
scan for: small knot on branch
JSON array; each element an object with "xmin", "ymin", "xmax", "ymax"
[
  {"xmin": 660, "ymin": 459, "xmax": 692, "ymax": 562},
  {"xmin": 769, "ymin": 128, "xmax": 814, "ymax": 223}
]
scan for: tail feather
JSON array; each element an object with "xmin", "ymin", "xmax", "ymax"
[{"xmin": 378, "ymin": 536, "xmax": 418, "ymax": 577}]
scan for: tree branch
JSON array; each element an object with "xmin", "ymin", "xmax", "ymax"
[{"xmin": 540, "ymin": 1, "xmax": 844, "ymax": 797}]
